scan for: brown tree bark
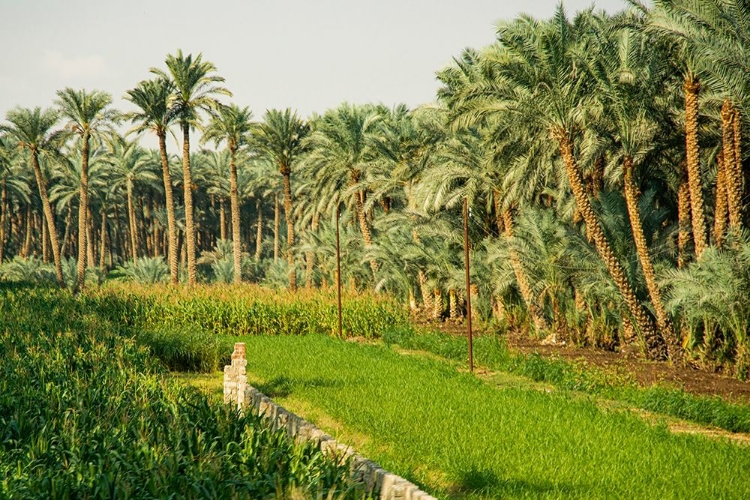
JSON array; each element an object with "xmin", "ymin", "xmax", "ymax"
[
  {"xmin": 229, "ymin": 146, "xmax": 242, "ymax": 284},
  {"xmin": 157, "ymin": 133, "xmax": 179, "ymax": 284},
  {"xmin": 721, "ymin": 100, "xmax": 743, "ymax": 232},
  {"xmin": 281, "ymin": 169, "xmax": 296, "ymax": 291},
  {"xmin": 503, "ymin": 209, "xmax": 548, "ymax": 331},
  {"xmin": 127, "ymin": 182, "xmax": 138, "ymax": 267},
  {"xmin": 22, "ymin": 207, "xmax": 31, "ymax": 258},
  {"xmin": 255, "ymin": 199, "xmax": 263, "ymax": 262},
  {"xmin": 355, "ymin": 189, "xmax": 378, "ymax": 273},
  {"xmin": 219, "ymin": 197, "xmax": 227, "ymax": 242},
  {"xmin": 552, "ymin": 127, "xmax": 666, "ymax": 360},
  {"xmin": 684, "ymin": 77, "xmax": 708, "ymax": 259},
  {"xmin": 714, "ymin": 153, "xmax": 728, "ymax": 248},
  {"xmin": 305, "ymin": 213, "xmax": 319, "ymax": 288},
  {"xmin": 273, "ymin": 193, "xmax": 280, "ymax": 263},
  {"xmin": 86, "ymin": 205, "xmax": 95, "ymax": 269},
  {"xmin": 99, "ymin": 206, "xmax": 107, "ymax": 274},
  {"xmin": 76, "ymin": 131, "xmax": 90, "ymax": 292},
  {"xmin": 623, "ymin": 155, "xmax": 680, "ymax": 359},
  {"xmin": 181, "ymin": 122, "xmax": 197, "ymax": 285},
  {"xmin": 678, "ymin": 178, "xmax": 691, "ymax": 269},
  {"xmin": 31, "ymin": 151, "xmax": 64, "ymax": 287}
]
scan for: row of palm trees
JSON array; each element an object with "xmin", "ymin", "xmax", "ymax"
[{"xmin": 2, "ymin": 0, "xmax": 750, "ymax": 375}]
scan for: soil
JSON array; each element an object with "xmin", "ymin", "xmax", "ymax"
[{"xmin": 420, "ymin": 320, "xmax": 750, "ymax": 404}]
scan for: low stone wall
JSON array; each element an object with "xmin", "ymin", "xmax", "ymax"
[{"xmin": 224, "ymin": 342, "xmax": 437, "ymax": 500}]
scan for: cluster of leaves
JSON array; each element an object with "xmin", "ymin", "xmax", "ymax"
[{"xmin": 0, "ymin": 284, "xmax": 362, "ymax": 498}]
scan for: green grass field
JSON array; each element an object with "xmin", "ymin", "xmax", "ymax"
[{"xmin": 227, "ymin": 334, "xmax": 750, "ymax": 500}]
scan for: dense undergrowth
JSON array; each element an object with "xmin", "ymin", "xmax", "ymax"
[{"xmin": 0, "ymin": 284, "xmax": 362, "ymax": 499}]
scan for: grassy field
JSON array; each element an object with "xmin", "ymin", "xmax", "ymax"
[{"xmin": 224, "ymin": 334, "xmax": 750, "ymax": 500}]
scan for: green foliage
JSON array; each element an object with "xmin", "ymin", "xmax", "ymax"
[
  {"xmin": 0, "ymin": 284, "xmax": 361, "ymax": 498},
  {"xmin": 99, "ymin": 284, "xmax": 409, "ymax": 339},
  {"xmin": 114, "ymin": 256, "xmax": 171, "ymax": 284},
  {"xmin": 138, "ymin": 325, "xmax": 229, "ymax": 372}
]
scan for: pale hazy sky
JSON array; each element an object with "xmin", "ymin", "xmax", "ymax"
[{"xmin": 1, "ymin": 0, "xmax": 630, "ymax": 140}]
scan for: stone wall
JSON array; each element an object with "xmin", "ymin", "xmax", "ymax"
[{"xmin": 224, "ymin": 342, "xmax": 437, "ymax": 500}]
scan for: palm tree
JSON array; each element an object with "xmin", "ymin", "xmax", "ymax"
[
  {"xmin": 202, "ymin": 104, "xmax": 253, "ymax": 283},
  {"xmin": 125, "ymin": 77, "xmax": 180, "ymax": 284},
  {"xmin": 251, "ymin": 108, "xmax": 310, "ymax": 291},
  {"xmin": 151, "ymin": 50, "xmax": 231, "ymax": 285},
  {"xmin": 1, "ymin": 107, "xmax": 65, "ymax": 287},
  {"xmin": 56, "ymin": 88, "xmax": 118, "ymax": 291},
  {"xmin": 105, "ymin": 140, "xmax": 160, "ymax": 264},
  {"xmin": 584, "ymin": 16, "xmax": 680, "ymax": 357},
  {"xmin": 303, "ymin": 104, "xmax": 381, "ymax": 276},
  {"xmin": 463, "ymin": 9, "xmax": 667, "ymax": 358}
]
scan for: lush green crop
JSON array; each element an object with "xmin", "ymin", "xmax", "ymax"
[
  {"xmin": 92, "ymin": 283, "xmax": 409, "ymax": 340},
  {"xmin": 233, "ymin": 334, "xmax": 750, "ymax": 500},
  {"xmin": 0, "ymin": 284, "xmax": 362, "ymax": 499}
]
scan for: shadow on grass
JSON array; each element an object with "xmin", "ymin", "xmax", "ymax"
[
  {"xmin": 450, "ymin": 465, "xmax": 577, "ymax": 498},
  {"xmin": 256, "ymin": 376, "xmax": 344, "ymax": 398}
]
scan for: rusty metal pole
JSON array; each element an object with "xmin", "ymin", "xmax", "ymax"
[
  {"xmin": 464, "ymin": 197, "xmax": 474, "ymax": 373},
  {"xmin": 335, "ymin": 204, "xmax": 343, "ymax": 338}
]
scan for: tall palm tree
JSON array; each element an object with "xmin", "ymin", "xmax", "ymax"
[
  {"xmin": 251, "ymin": 108, "xmax": 310, "ymax": 291},
  {"xmin": 151, "ymin": 50, "xmax": 231, "ymax": 285},
  {"xmin": 202, "ymin": 104, "xmax": 253, "ymax": 283},
  {"xmin": 465, "ymin": 9, "xmax": 667, "ymax": 358},
  {"xmin": 1, "ymin": 107, "xmax": 65, "ymax": 287},
  {"xmin": 56, "ymin": 88, "xmax": 118, "ymax": 291},
  {"xmin": 585, "ymin": 16, "xmax": 681, "ymax": 357},
  {"xmin": 303, "ymin": 104, "xmax": 381, "ymax": 276},
  {"xmin": 125, "ymin": 77, "xmax": 180, "ymax": 283}
]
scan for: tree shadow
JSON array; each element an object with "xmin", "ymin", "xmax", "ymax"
[
  {"xmin": 256, "ymin": 376, "xmax": 345, "ymax": 398},
  {"xmin": 450, "ymin": 465, "xmax": 578, "ymax": 498}
]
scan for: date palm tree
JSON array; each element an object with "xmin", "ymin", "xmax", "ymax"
[
  {"xmin": 151, "ymin": 50, "xmax": 231, "ymax": 285},
  {"xmin": 202, "ymin": 104, "xmax": 253, "ymax": 283},
  {"xmin": 250, "ymin": 108, "xmax": 310, "ymax": 291},
  {"xmin": 56, "ymin": 88, "xmax": 118, "ymax": 291},
  {"xmin": 1, "ymin": 107, "xmax": 65, "ymax": 287},
  {"xmin": 125, "ymin": 77, "xmax": 180, "ymax": 283}
]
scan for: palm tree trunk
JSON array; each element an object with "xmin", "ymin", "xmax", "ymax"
[
  {"xmin": 356, "ymin": 190, "xmax": 378, "ymax": 273},
  {"xmin": 684, "ymin": 76, "xmax": 708, "ymax": 259},
  {"xmin": 181, "ymin": 122, "xmax": 197, "ymax": 285},
  {"xmin": 721, "ymin": 100, "xmax": 743, "ymax": 232},
  {"xmin": 22, "ymin": 207, "xmax": 31, "ymax": 258},
  {"xmin": 127, "ymin": 183, "xmax": 138, "ymax": 266},
  {"xmin": 281, "ymin": 169, "xmax": 296, "ymax": 291},
  {"xmin": 273, "ymin": 192, "xmax": 280, "ymax": 263},
  {"xmin": 61, "ymin": 208, "xmax": 72, "ymax": 259},
  {"xmin": 219, "ymin": 197, "xmax": 227, "ymax": 241},
  {"xmin": 305, "ymin": 213, "xmax": 319, "ymax": 288},
  {"xmin": 99, "ymin": 205, "xmax": 107, "ymax": 274},
  {"xmin": 41, "ymin": 215, "xmax": 48, "ymax": 262},
  {"xmin": 418, "ymin": 271, "xmax": 432, "ymax": 313},
  {"xmin": 255, "ymin": 199, "xmax": 263, "ymax": 261},
  {"xmin": 492, "ymin": 188, "xmax": 504, "ymax": 234},
  {"xmin": 31, "ymin": 152, "xmax": 64, "ymax": 287},
  {"xmin": 449, "ymin": 289, "xmax": 459, "ymax": 322},
  {"xmin": 678, "ymin": 178, "xmax": 691, "ymax": 269},
  {"xmin": 87, "ymin": 205, "xmax": 95, "ymax": 269},
  {"xmin": 623, "ymin": 155, "xmax": 679, "ymax": 359},
  {"xmin": 229, "ymin": 147, "xmax": 242, "ymax": 284},
  {"xmin": 502, "ymin": 209, "xmax": 548, "ymax": 331},
  {"xmin": 552, "ymin": 127, "xmax": 666, "ymax": 360},
  {"xmin": 714, "ymin": 153, "xmax": 728, "ymax": 248},
  {"xmin": 0, "ymin": 179, "xmax": 6, "ymax": 263},
  {"xmin": 432, "ymin": 289, "xmax": 443, "ymax": 321},
  {"xmin": 157, "ymin": 133, "xmax": 179, "ymax": 284},
  {"xmin": 76, "ymin": 131, "xmax": 90, "ymax": 292}
]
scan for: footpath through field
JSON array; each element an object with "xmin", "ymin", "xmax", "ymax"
[{"xmin": 220, "ymin": 334, "xmax": 750, "ymax": 500}]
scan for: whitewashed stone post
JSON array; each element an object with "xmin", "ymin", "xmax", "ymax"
[{"xmin": 223, "ymin": 342, "xmax": 247, "ymax": 409}]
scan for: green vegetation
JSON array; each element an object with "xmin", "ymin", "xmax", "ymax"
[
  {"xmin": 232, "ymin": 334, "xmax": 750, "ymax": 500},
  {"xmin": 0, "ymin": 285, "xmax": 362, "ymax": 499},
  {"xmin": 4, "ymin": 0, "xmax": 750, "ymax": 379}
]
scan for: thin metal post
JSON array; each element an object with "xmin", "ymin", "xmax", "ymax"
[
  {"xmin": 464, "ymin": 197, "xmax": 474, "ymax": 373},
  {"xmin": 336, "ymin": 204, "xmax": 343, "ymax": 338}
]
